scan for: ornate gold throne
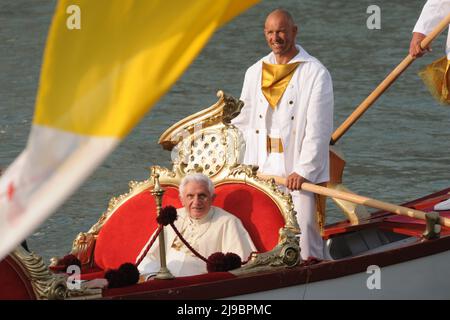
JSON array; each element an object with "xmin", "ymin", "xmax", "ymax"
[{"xmin": 68, "ymin": 90, "xmax": 301, "ymax": 275}]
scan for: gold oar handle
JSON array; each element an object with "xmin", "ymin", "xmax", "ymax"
[
  {"xmin": 257, "ymin": 173, "xmax": 450, "ymax": 227},
  {"xmin": 330, "ymin": 12, "xmax": 450, "ymax": 145}
]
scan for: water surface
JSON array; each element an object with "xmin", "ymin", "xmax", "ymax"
[{"xmin": 0, "ymin": 0, "xmax": 449, "ymax": 262}]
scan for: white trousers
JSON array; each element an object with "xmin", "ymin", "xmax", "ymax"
[
  {"xmin": 260, "ymin": 151, "xmax": 324, "ymax": 261},
  {"xmin": 292, "ymin": 191, "xmax": 324, "ymax": 260}
]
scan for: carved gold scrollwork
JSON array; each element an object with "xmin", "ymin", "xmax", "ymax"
[
  {"xmin": 280, "ymin": 245, "xmax": 300, "ymax": 267},
  {"xmin": 221, "ymin": 92, "xmax": 244, "ymax": 125},
  {"xmin": 71, "ymin": 232, "xmax": 97, "ymax": 266},
  {"xmin": 232, "ymin": 228, "xmax": 300, "ymax": 275},
  {"xmin": 10, "ymin": 246, "xmax": 101, "ymax": 300},
  {"xmin": 158, "ymin": 90, "xmax": 244, "ymax": 151}
]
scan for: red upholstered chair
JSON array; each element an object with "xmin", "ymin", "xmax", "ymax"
[
  {"xmin": 98, "ymin": 178, "xmax": 297, "ymax": 298},
  {"xmin": 79, "ymin": 180, "xmax": 287, "ymax": 275},
  {"xmin": 68, "ymin": 175, "xmax": 295, "ymax": 283}
]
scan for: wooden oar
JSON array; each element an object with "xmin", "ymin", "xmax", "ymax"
[
  {"xmin": 331, "ymin": 12, "xmax": 450, "ymax": 145},
  {"xmin": 257, "ymin": 173, "xmax": 450, "ymax": 227}
]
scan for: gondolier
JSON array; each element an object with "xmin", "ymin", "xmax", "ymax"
[
  {"xmin": 232, "ymin": 9, "xmax": 334, "ymax": 260},
  {"xmin": 409, "ymin": 0, "xmax": 450, "ymax": 211}
]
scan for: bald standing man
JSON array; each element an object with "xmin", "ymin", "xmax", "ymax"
[{"xmin": 232, "ymin": 9, "xmax": 334, "ymax": 261}]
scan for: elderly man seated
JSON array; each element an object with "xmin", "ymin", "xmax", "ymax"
[{"xmin": 136, "ymin": 173, "xmax": 257, "ymax": 278}]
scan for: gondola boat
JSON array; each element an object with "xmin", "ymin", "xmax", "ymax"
[{"xmin": 1, "ymin": 91, "xmax": 449, "ymax": 300}]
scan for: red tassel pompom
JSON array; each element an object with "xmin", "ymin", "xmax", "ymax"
[
  {"xmin": 207, "ymin": 252, "xmax": 242, "ymax": 272},
  {"xmin": 224, "ymin": 252, "xmax": 242, "ymax": 270},
  {"xmin": 105, "ymin": 263, "xmax": 140, "ymax": 288},
  {"xmin": 207, "ymin": 252, "xmax": 226, "ymax": 272},
  {"xmin": 118, "ymin": 263, "xmax": 140, "ymax": 285},
  {"xmin": 156, "ymin": 205, "xmax": 178, "ymax": 226}
]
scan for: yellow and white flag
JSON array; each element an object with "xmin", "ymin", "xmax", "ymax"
[{"xmin": 0, "ymin": 0, "xmax": 258, "ymax": 260}]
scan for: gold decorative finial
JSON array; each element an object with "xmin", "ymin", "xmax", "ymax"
[{"xmin": 150, "ymin": 169, "xmax": 174, "ymax": 280}]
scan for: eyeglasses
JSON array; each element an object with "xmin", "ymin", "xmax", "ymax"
[{"xmin": 185, "ymin": 194, "xmax": 210, "ymax": 201}]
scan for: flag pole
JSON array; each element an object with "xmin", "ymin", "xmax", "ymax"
[{"xmin": 151, "ymin": 171, "xmax": 174, "ymax": 280}]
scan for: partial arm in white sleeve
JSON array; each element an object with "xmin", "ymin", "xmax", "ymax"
[
  {"xmin": 413, "ymin": 0, "xmax": 450, "ymax": 35},
  {"xmin": 294, "ymin": 67, "xmax": 334, "ymax": 183}
]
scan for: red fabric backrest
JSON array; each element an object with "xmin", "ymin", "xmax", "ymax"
[
  {"xmin": 94, "ymin": 186, "xmax": 182, "ymax": 270},
  {"xmin": 213, "ymin": 183, "xmax": 285, "ymax": 252},
  {"xmin": 0, "ymin": 256, "xmax": 36, "ymax": 300}
]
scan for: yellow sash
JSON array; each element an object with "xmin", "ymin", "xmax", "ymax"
[
  {"xmin": 262, "ymin": 61, "xmax": 300, "ymax": 109},
  {"xmin": 418, "ymin": 56, "xmax": 450, "ymax": 105}
]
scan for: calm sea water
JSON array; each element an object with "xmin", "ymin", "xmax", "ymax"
[{"xmin": 1, "ymin": 0, "xmax": 449, "ymax": 262}]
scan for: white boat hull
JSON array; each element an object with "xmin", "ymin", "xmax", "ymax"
[{"xmin": 226, "ymin": 249, "xmax": 450, "ymax": 300}]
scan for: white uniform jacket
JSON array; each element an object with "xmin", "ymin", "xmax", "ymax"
[
  {"xmin": 232, "ymin": 45, "xmax": 334, "ymax": 184},
  {"xmin": 413, "ymin": 0, "xmax": 450, "ymax": 58}
]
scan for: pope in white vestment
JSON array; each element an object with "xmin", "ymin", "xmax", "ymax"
[
  {"xmin": 136, "ymin": 174, "xmax": 256, "ymax": 278},
  {"xmin": 137, "ymin": 206, "xmax": 256, "ymax": 277},
  {"xmin": 232, "ymin": 9, "xmax": 333, "ymax": 260}
]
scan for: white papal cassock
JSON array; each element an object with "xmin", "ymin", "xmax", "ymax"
[
  {"xmin": 232, "ymin": 44, "xmax": 334, "ymax": 260},
  {"xmin": 136, "ymin": 206, "xmax": 256, "ymax": 277}
]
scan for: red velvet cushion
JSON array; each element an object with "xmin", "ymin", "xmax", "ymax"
[
  {"xmin": 213, "ymin": 183, "xmax": 285, "ymax": 252},
  {"xmin": 103, "ymin": 271, "xmax": 235, "ymax": 298},
  {"xmin": 0, "ymin": 256, "xmax": 36, "ymax": 300},
  {"xmin": 94, "ymin": 186, "xmax": 182, "ymax": 270}
]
